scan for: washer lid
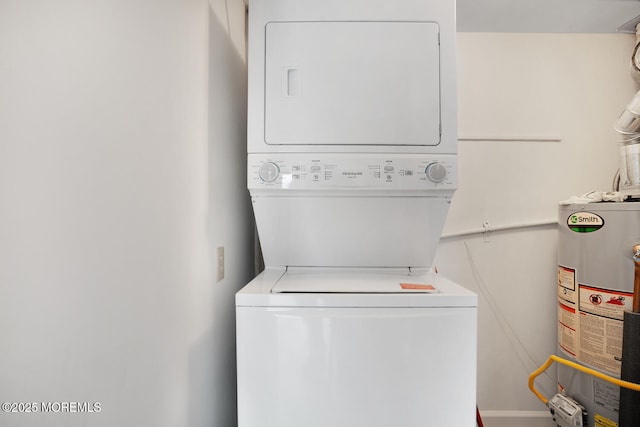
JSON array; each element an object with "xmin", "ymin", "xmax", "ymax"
[
  {"xmin": 236, "ymin": 268, "xmax": 477, "ymax": 308},
  {"xmin": 272, "ymin": 270, "xmax": 438, "ymax": 294}
]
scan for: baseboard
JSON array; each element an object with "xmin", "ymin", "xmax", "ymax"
[{"xmin": 480, "ymin": 411, "xmax": 555, "ymax": 427}]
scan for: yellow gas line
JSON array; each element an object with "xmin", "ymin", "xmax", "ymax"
[{"xmin": 528, "ymin": 355, "xmax": 640, "ymax": 404}]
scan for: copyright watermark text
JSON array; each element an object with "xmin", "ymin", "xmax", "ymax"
[{"xmin": 2, "ymin": 401, "xmax": 101, "ymax": 413}]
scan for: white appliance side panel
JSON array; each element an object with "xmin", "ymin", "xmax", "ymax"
[
  {"xmin": 252, "ymin": 196, "xmax": 451, "ymax": 267},
  {"xmin": 236, "ymin": 305, "xmax": 477, "ymax": 427},
  {"xmin": 265, "ymin": 21, "xmax": 440, "ymax": 146}
]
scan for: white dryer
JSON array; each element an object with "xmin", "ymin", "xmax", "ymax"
[{"xmin": 237, "ymin": 1, "xmax": 477, "ymax": 426}]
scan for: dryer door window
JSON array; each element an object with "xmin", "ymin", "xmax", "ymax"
[{"xmin": 264, "ymin": 21, "xmax": 441, "ymax": 146}]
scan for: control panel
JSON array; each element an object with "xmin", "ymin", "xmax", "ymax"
[
  {"xmin": 248, "ymin": 154, "xmax": 457, "ymax": 191},
  {"xmin": 547, "ymin": 394, "xmax": 587, "ymax": 427}
]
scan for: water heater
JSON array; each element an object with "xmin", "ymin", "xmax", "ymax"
[{"xmin": 557, "ymin": 202, "xmax": 640, "ymax": 427}]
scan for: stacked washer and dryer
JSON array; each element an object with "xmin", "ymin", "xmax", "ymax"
[{"xmin": 236, "ymin": 1, "xmax": 478, "ymax": 426}]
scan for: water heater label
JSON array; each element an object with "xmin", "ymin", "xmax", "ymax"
[
  {"xmin": 594, "ymin": 413, "xmax": 618, "ymax": 427},
  {"xmin": 557, "ymin": 266, "xmax": 578, "ymax": 356},
  {"xmin": 576, "ymin": 284, "xmax": 633, "ymax": 376},
  {"xmin": 593, "ymin": 380, "xmax": 620, "ymax": 415},
  {"xmin": 567, "ymin": 212, "xmax": 604, "ymax": 233}
]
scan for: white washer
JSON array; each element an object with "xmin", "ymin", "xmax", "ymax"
[{"xmin": 237, "ymin": 268, "xmax": 477, "ymax": 427}]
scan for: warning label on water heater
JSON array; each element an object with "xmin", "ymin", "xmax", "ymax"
[
  {"xmin": 595, "ymin": 413, "xmax": 618, "ymax": 427},
  {"xmin": 579, "ymin": 285, "xmax": 632, "ymax": 320},
  {"xmin": 558, "ymin": 266, "xmax": 577, "ymax": 304},
  {"xmin": 558, "ymin": 302, "xmax": 577, "ymax": 356},
  {"xmin": 577, "ymin": 284, "xmax": 632, "ymax": 375},
  {"xmin": 557, "ymin": 266, "xmax": 578, "ymax": 356},
  {"xmin": 556, "ymin": 266, "xmax": 633, "ymax": 376}
]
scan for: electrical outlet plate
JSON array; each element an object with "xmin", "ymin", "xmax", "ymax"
[{"xmin": 217, "ymin": 246, "xmax": 225, "ymax": 282}]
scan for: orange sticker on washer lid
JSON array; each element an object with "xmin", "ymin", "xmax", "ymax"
[{"xmin": 400, "ymin": 283, "xmax": 436, "ymax": 291}]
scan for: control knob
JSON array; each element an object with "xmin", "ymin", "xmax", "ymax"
[
  {"xmin": 259, "ymin": 162, "xmax": 280, "ymax": 183},
  {"xmin": 425, "ymin": 162, "xmax": 447, "ymax": 183}
]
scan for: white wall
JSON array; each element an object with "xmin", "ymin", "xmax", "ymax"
[
  {"xmin": 435, "ymin": 33, "xmax": 638, "ymax": 426},
  {"xmin": 196, "ymin": 1, "xmax": 253, "ymax": 426},
  {"xmin": 0, "ymin": 1, "xmax": 252, "ymax": 426}
]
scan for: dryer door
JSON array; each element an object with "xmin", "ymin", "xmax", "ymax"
[{"xmin": 264, "ymin": 21, "xmax": 441, "ymax": 146}]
